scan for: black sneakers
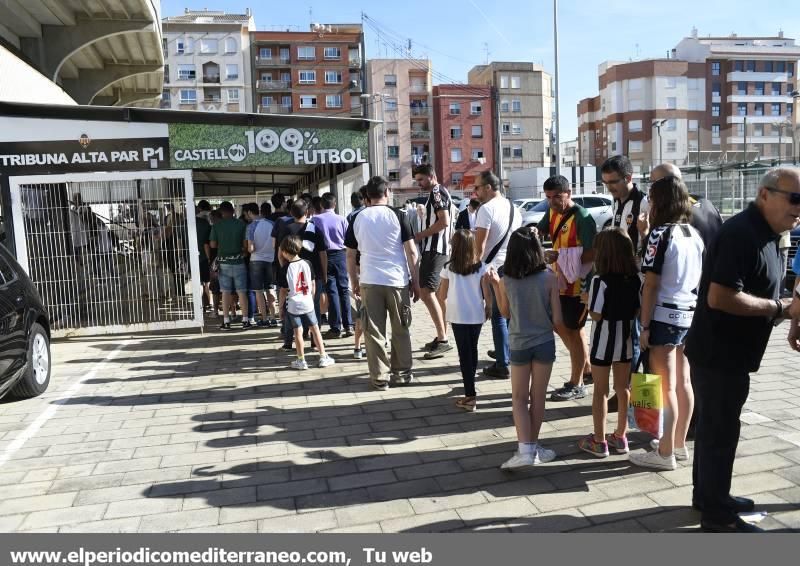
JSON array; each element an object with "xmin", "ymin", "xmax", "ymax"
[
  {"xmin": 481, "ymin": 364, "xmax": 510, "ymax": 379},
  {"xmin": 423, "ymin": 340, "xmax": 453, "ymax": 359}
]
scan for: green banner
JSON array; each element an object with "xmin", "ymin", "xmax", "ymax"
[{"xmin": 168, "ymin": 124, "xmax": 369, "ymax": 169}]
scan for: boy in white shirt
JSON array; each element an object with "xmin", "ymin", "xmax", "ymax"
[{"xmin": 278, "ymin": 236, "xmax": 335, "ymax": 370}]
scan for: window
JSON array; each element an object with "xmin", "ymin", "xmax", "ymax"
[
  {"xmin": 386, "ymin": 122, "xmax": 398, "ymax": 134},
  {"xmin": 449, "ymin": 103, "xmax": 461, "ymax": 115},
  {"xmin": 712, "ymin": 103, "xmax": 720, "ymax": 117},
  {"xmin": 500, "ymin": 100, "xmax": 510, "ymax": 112},
  {"xmin": 385, "ymin": 98, "xmax": 397, "ymax": 110},
  {"xmin": 666, "ymin": 140, "xmax": 677, "ymax": 152},
  {"xmin": 666, "ymin": 119, "xmax": 677, "ymax": 131},
  {"xmin": 772, "ymin": 83, "xmax": 782, "ymax": 95},
  {"xmin": 789, "ymin": 62, "xmax": 795, "ymax": 77},
  {"xmin": 324, "ymin": 71, "xmax": 342, "ymax": 84},
  {"xmin": 261, "ymin": 96, "xmax": 274, "ymax": 107},
  {"xmin": 689, "ymin": 119, "xmax": 698, "ymax": 131},
  {"xmin": 281, "ymin": 95, "xmax": 292, "ymax": 108},
  {"xmin": 177, "ymin": 64, "xmax": 195, "ymax": 80},
  {"xmin": 688, "ymin": 78, "xmax": 699, "ymax": 90},
  {"xmin": 789, "ymin": 104, "xmax": 794, "ymax": 116},
  {"xmin": 510, "ymin": 76, "xmax": 521, "ymax": 89},
  {"xmin": 225, "ymin": 37, "xmax": 237, "ymax": 53},
  {"xmin": 323, "ymin": 47, "xmax": 341, "ymax": 59},
  {"xmin": 689, "ymin": 140, "xmax": 698, "ymax": 151},
  {"xmin": 384, "ymin": 74, "xmax": 397, "ymax": 86},
  {"xmin": 179, "ymin": 89, "xmax": 196, "ymax": 104},
  {"xmin": 500, "ymin": 75, "xmax": 509, "ymax": 88},
  {"xmin": 738, "ymin": 103, "xmax": 747, "ymax": 116},
  {"xmin": 281, "ymin": 72, "xmax": 291, "ymax": 83},
  {"xmin": 176, "ymin": 38, "xmax": 185, "ymax": 55},
  {"xmin": 512, "ymin": 146, "xmax": 523, "ymax": 158},
  {"xmin": 629, "ymin": 140, "xmax": 643, "ymax": 152},
  {"xmin": 226, "ymin": 64, "xmax": 239, "ymax": 80},
  {"xmin": 734, "ymin": 60, "xmax": 744, "ymax": 72},
  {"xmin": 512, "ymin": 100, "xmax": 521, "ymax": 112},
  {"xmin": 755, "ymin": 82, "xmax": 765, "ymax": 95},
  {"xmin": 772, "ymin": 124, "xmax": 782, "ymax": 136},
  {"xmin": 502, "ymin": 122, "xmax": 511, "ymax": 134},
  {"xmin": 161, "ymin": 90, "xmax": 170, "ymax": 104},
  {"xmin": 737, "ymin": 123, "xmax": 745, "ymax": 137},
  {"xmin": 451, "ymin": 172, "xmax": 463, "ymax": 185},
  {"xmin": 299, "ymin": 70, "xmax": 316, "ymax": 84},
  {"xmin": 611, "ymin": 141, "xmax": 617, "ymax": 152},
  {"xmin": 764, "ymin": 61, "xmax": 774, "ymax": 72},
  {"xmin": 753, "ymin": 123, "xmax": 764, "ymax": 137},
  {"xmin": 280, "ymin": 48, "xmax": 290, "ymax": 62},
  {"xmin": 387, "ymin": 145, "xmax": 400, "ymax": 158},
  {"xmin": 511, "ymin": 123, "xmax": 522, "ymax": 135},
  {"xmin": 754, "ymin": 103, "xmax": 764, "ymax": 116},
  {"xmin": 470, "ymin": 101, "xmax": 482, "ymax": 115},
  {"xmin": 259, "ymin": 47, "xmax": 272, "ymax": 59},
  {"xmin": 712, "ymin": 124, "xmax": 720, "ymax": 137},
  {"xmin": 502, "ymin": 146, "xmax": 511, "ymax": 158},
  {"xmin": 223, "ymin": 89, "xmax": 239, "ymax": 104},
  {"xmin": 471, "ymin": 149, "xmax": 484, "ymax": 160},
  {"xmin": 297, "ymin": 46, "xmax": 315, "ymax": 60},
  {"xmin": 711, "ymin": 61, "xmax": 720, "ymax": 75},
  {"xmin": 450, "ymin": 126, "xmax": 462, "ymax": 139},
  {"xmin": 666, "ymin": 97, "xmax": 677, "ymax": 110},
  {"xmin": 712, "ymin": 82, "xmax": 721, "ymax": 95},
  {"xmin": 299, "ymin": 95, "xmax": 317, "ymax": 108},
  {"xmin": 736, "ymin": 81, "xmax": 746, "ymax": 95},
  {"xmin": 326, "ymin": 94, "xmax": 343, "ymax": 108},
  {"xmin": 163, "ymin": 64, "xmax": 170, "ymax": 83},
  {"xmin": 772, "ymin": 103, "xmax": 781, "ymax": 116},
  {"xmin": 199, "ymin": 39, "xmax": 218, "ymax": 54},
  {"xmin": 388, "ymin": 170, "xmax": 400, "ymax": 182},
  {"xmin": 471, "ymin": 125, "xmax": 483, "ymax": 138},
  {"xmin": 776, "ymin": 61, "xmax": 786, "ymax": 73},
  {"xmin": 666, "ymin": 77, "xmax": 677, "ymax": 89},
  {"xmin": 451, "ymin": 148, "xmax": 462, "ymax": 162},
  {"xmin": 747, "ymin": 60, "xmax": 756, "ymax": 72}
]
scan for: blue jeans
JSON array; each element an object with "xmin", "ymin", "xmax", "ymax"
[
  {"xmin": 490, "ymin": 282, "xmax": 510, "ymax": 368},
  {"xmin": 326, "ymin": 250, "xmax": 352, "ymax": 331}
]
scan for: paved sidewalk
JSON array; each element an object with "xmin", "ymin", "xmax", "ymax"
[{"xmin": 1, "ymin": 305, "xmax": 799, "ymax": 533}]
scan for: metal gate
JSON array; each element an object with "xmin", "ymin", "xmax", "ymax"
[{"xmin": 10, "ymin": 170, "xmax": 202, "ymax": 337}]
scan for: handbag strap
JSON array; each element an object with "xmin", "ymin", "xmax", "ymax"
[{"xmin": 485, "ymin": 199, "xmax": 516, "ymax": 265}]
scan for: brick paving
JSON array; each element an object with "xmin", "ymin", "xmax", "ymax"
[{"xmin": 1, "ymin": 304, "xmax": 799, "ymax": 533}]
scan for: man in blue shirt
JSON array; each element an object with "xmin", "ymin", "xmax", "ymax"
[
  {"xmin": 313, "ymin": 192, "xmax": 353, "ymax": 339},
  {"xmin": 244, "ymin": 203, "xmax": 277, "ymax": 327}
]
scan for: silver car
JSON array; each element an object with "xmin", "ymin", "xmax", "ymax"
[{"xmin": 521, "ymin": 194, "xmax": 614, "ymax": 232}]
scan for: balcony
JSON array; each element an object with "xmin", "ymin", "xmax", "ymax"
[
  {"xmin": 726, "ymin": 115, "xmax": 790, "ymax": 124},
  {"xmin": 728, "ymin": 94, "xmax": 793, "ymax": 104},
  {"xmin": 256, "ymin": 80, "xmax": 291, "ymax": 91},
  {"xmin": 411, "ymin": 130, "xmax": 431, "ymax": 139},
  {"xmin": 410, "ymin": 107, "xmax": 430, "ymax": 117},
  {"xmin": 259, "ymin": 104, "xmax": 292, "ymax": 114},
  {"xmin": 202, "ymin": 75, "xmax": 220, "ymax": 84},
  {"xmin": 349, "ymin": 80, "xmax": 362, "ymax": 93},
  {"xmin": 410, "ymin": 84, "xmax": 429, "ymax": 93},
  {"xmin": 255, "ymin": 56, "xmax": 291, "ymax": 67},
  {"xmin": 727, "ymin": 71, "xmax": 790, "ymax": 83},
  {"xmin": 204, "ymin": 97, "xmax": 222, "ymax": 103},
  {"xmin": 177, "ymin": 73, "xmax": 196, "ymax": 81},
  {"xmin": 348, "ymin": 58, "xmax": 362, "ymax": 68},
  {"xmin": 350, "ymin": 106, "xmax": 363, "ymax": 117}
]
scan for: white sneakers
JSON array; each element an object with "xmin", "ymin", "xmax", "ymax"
[
  {"xmin": 500, "ymin": 446, "xmax": 557, "ymax": 470},
  {"xmin": 289, "ymin": 359, "xmax": 309, "ymax": 370},
  {"xmin": 318, "ymin": 355, "xmax": 336, "ymax": 368},
  {"xmin": 650, "ymin": 438, "xmax": 690, "ymax": 461},
  {"xmin": 629, "ymin": 448, "xmax": 678, "ymax": 471}
]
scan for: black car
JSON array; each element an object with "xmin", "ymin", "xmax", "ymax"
[{"xmin": 0, "ymin": 244, "xmax": 51, "ymax": 400}]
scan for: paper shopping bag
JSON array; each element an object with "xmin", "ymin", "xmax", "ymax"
[{"xmin": 628, "ymin": 372, "xmax": 663, "ymax": 438}]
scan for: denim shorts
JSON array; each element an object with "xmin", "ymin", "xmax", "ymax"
[
  {"xmin": 510, "ymin": 340, "xmax": 556, "ymax": 366},
  {"xmin": 649, "ymin": 320, "xmax": 689, "ymax": 347},
  {"xmin": 249, "ymin": 261, "xmax": 273, "ymax": 291},
  {"xmin": 218, "ymin": 262, "xmax": 248, "ymax": 293},
  {"xmin": 288, "ymin": 310, "xmax": 318, "ymax": 330}
]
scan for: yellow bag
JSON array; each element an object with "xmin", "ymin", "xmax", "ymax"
[{"xmin": 628, "ymin": 373, "xmax": 663, "ymax": 438}]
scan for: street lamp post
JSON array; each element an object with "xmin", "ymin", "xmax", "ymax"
[{"xmin": 652, "ymin": 119, "xmax": 667, "ymax": 166}]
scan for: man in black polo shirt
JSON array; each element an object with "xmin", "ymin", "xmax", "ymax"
[{"xmin": 685, "ymin": 167, "xmax": 800, "ymax": 533}]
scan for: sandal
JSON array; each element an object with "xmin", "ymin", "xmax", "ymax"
[{"xmin": 455, "ymin": 396, "xmax": 477, "ymax": 412}]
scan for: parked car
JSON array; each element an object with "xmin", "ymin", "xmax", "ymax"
[
  {"xmin": 522, "ymin": 194, "xmax": 614, "ymax": 232},
  {"xmin": 0, "ymin": 244, "xmax": 51, "ymax": 400},
  {"xmin": 512, "ymin": 198, "xmax": 543, "ymax": 212}
]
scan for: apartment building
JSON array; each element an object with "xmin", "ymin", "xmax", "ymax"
[
  {"xmin": 251, "ymin": 24, "xmax": 365, "ymax": 117},
  {"xmin": 432, "ymin": 85, "xmax": 495, "ymax": 190},
  {"xmin": 578, "ymin": 30, "xmax": 800, "ymax": 171},
  {"xmin": 366, "ymin": 59, "xmax": 434, "ymax": 193},
  {"xmin": 162, "ymin": 9, "xmax": 255, "ymax": 112},
  {"xmin": 467, "ymin": 62, "xmax": 555, "ymax": 178},
  {"xmin": 560, "ymin": 139, "xmax": 578, "ymax": 168}
]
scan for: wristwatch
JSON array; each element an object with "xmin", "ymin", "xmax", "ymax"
[{"xmin": 773, "ymin": 299, "xmax": 785, "ymax": 322}]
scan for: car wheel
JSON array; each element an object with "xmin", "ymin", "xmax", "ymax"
[{"xmin": 11, "ymin": 323, "xmax": 51, "ymax": 399}]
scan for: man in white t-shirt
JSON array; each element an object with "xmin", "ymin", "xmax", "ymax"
[
  {"xmin": 345, "ymin": 176, "xmax": 421, "ymax": 391},
  {"xmin": 473, "ymin": 169, "xmax": 521, "ymax": 379}
]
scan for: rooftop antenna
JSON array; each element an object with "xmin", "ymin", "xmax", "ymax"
[
  {"xmin": 407, "ymin": 38, "xmax": 412, "ymax": 57},
  {"xmin": 483, "ymin": 42, "xmax": 490, "ymax": 64},
  {"xmin": 309, "ymin": 6, "xmax": 313, "ymax": 27},
  {"xmin": 635, "ymin": 43, "xmax": 640, "ymax": 59}
]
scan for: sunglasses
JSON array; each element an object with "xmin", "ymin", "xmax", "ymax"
[{"xmin": 766, "ymin": 187, "xmax": 800, "ymax": 206}]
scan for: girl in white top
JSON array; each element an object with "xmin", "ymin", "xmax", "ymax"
[
  {"xmin": 437, "ymin": 229, "xmax": 490, "ymax": 411},
  {"xmin": 631, "ymin": 176, "xmax": 704, "ymax": 471}
]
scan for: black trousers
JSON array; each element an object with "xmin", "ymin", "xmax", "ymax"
[
  {"xmin": 452, "ymin": 323, "xmax": 483, "ymax": 397},
  {"xmin": 692, "ymin": 364, "xmax": 750, "ymax": 524}
]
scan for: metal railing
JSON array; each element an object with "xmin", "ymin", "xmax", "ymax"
[
  {"xmin": 256, "ymin": 80, "xmax": 290, "ymax": 90},
  {"xmin": 348, "ymin": 58, "xmax": 362, "ymax": 67},
  {"xmin": 411, "ymin": 130, "xmax": 431, "ymax": 139},
  {"xmin": 202, "ymin": 75, "xmax": 220, "ymax": 84},
  {"xmin": 410, "ymin": 107, "xmax": 430, "ymax": 116},
  {"xmin": 258, "ymin": 104, "xmax": 292, "ymax": 114},
  {"xmin": 255, "ymin": 56, "xmax": 291, "ymax": 66}
]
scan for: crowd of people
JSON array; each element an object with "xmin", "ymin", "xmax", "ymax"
[{"xmin": 195, "ymin": 157, "xmax": 800, "ymax": 533}]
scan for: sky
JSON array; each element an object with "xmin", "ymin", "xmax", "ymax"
[{"xmin": 162, "ymin": 0, "xmax": 799, "ymax": 141}]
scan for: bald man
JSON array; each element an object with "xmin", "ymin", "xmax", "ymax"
[{"xmin": 649, "ymin": 163, "xmax": 723, "ymax": 249}]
